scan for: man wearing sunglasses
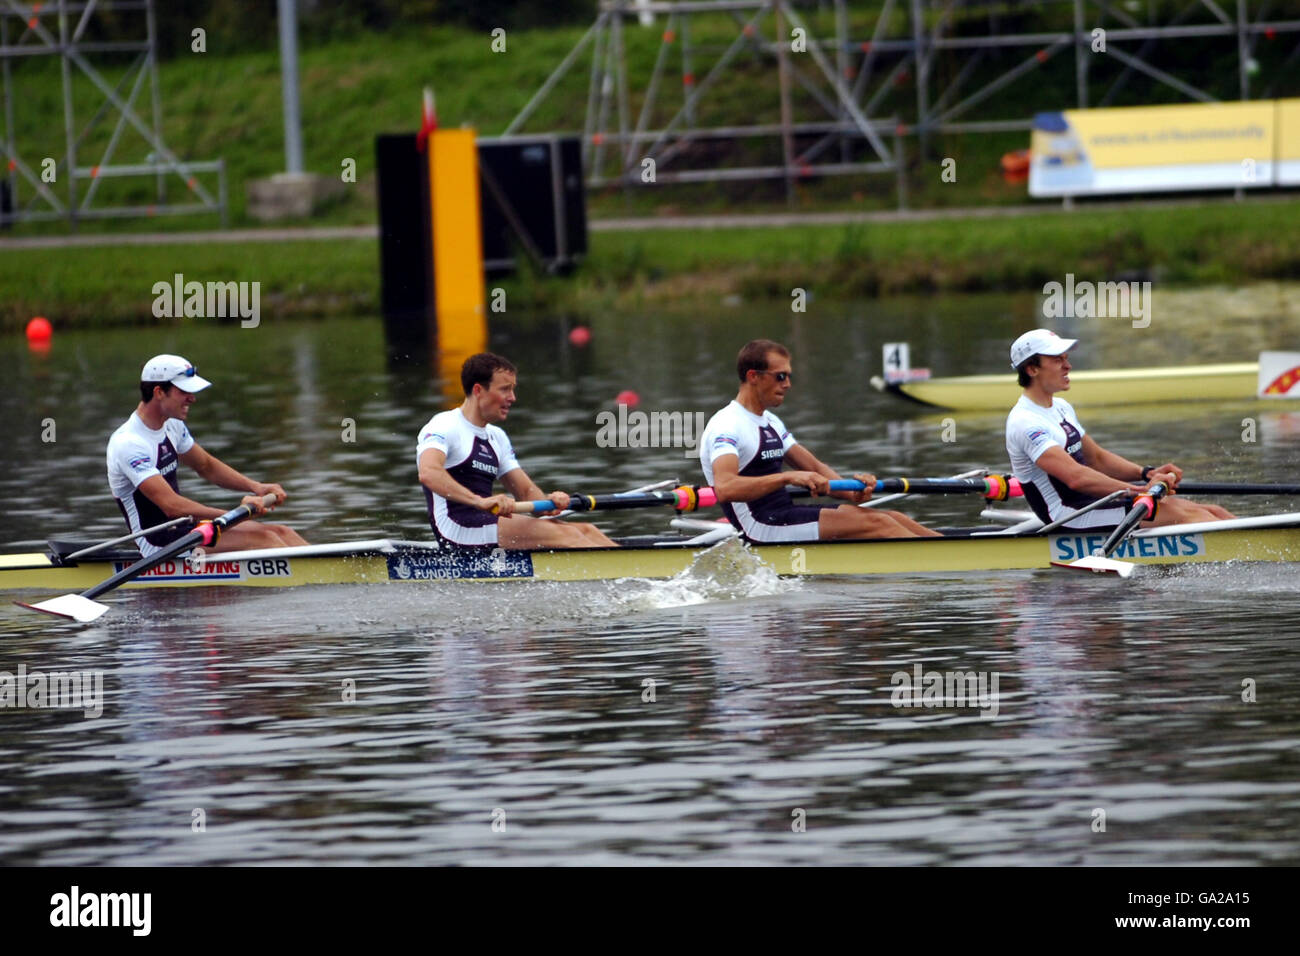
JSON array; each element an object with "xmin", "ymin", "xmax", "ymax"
[
  {"xmin": 106, "ymin": 354, "xmax": 307, "ymax": 558},
  {"xmin": 700, "ymin": 339, "xmax": 940, "ymax": 541}
]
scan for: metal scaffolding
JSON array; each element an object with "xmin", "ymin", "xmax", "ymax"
[
  {"xmin": 504, "ymin": 0, "xmax": 1300, "ymax": 206},
  {"xmin": 0, "ymin": 0, "xmax": 226, "ymax": 228}
]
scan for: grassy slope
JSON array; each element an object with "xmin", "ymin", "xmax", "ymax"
[{"xmin": 10, "ymin": 8, "xmax": 1295, "ymax": 231}]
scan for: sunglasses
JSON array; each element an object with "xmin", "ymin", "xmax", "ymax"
[{"xmin": 758, "ymin": 370, "xmax": 792, "ymax": 383}]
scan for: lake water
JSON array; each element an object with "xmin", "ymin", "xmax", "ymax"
[{"xmin": 2, "ymin": 283, "xmax": 1299, "ymax": 864}]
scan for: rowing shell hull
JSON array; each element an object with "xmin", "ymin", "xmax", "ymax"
[
  {"xmin": 5, "ymin": 520, "xmax": 1300, "ymax": 591},
  {"xmin": 886, "ymin": 362, "xmax": 1261, "ymax": 410}
]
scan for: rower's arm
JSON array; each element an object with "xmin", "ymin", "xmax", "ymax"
[
  {"xmin": 1078, "ymin": 435, "xmax": 1144, "ymax": 482},
  {"xmin": 785, "ymin": 443, "xmax": 856, "ymax": 483},
  {"xmin": 180, "ymin": 443, "xmax": 286, "ymax": 507},
  {"xmin": 499, "ymin": 467, "xmax": 544, "ymax": 501},
  {"xmin": 419, "ymin": 448, "xmax": 481, "ymax": 506},
  {"xmin": 711, "ymin": 452, "xmax": 827, "ymax": 502},
  {"xmin": 417, "ymin": 448, "xmax": 517, "ymax": 514},
  {"xmin": 135, "ymin": 474, "xmax": 229, "ymax": 521},
  {"xmin": 1035, "ymin": 446, "xmax": 1143, "ymax": 497}
]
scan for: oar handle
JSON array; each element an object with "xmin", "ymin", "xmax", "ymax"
[
  {"xmin": 1097, "ymin": 482, "xmax": 1167, "ymax": 558},
  {"xmin": 227, "ymin": 493, "xmax": 279, "ymax": 525},
  {"xmin": 196, "ymin": 493, "xmax": 278, "ymax": 544}
]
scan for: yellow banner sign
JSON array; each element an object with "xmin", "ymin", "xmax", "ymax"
[{"xmin": 1030, "ymin": 99, "xmax": 1300, "ymax": 196}]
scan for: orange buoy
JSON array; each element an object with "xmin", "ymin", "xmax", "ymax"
[{"xmin": 1001, "ymin": 149, "xmax": 1030, "ymax": 181}]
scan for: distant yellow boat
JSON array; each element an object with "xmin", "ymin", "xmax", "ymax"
[{"xmin": 874, "ymin": 361, "xmax": 1265, "ymax": 410}]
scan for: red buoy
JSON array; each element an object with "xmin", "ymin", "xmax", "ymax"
[
  {"xmin": 568, "ymin": 325, "xmax": 592, "ymax": 347},
  {"xmin": 25, "ymin": 316, "xmax": 52, "ymax": 344},
  {"xmin": 615, "ymin": 389, "xmax": 640, "ymax": 408}
]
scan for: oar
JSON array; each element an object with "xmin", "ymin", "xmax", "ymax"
[
  {"xmin": 861, "ymin": 468, "xmax": 990, "ymax": 509},
  {"xmin": 16, "ymin": 495, "xmax": 276, "ymax": 623},
  {"xmin": 503, "ymin": 486, "xmax": 709, "ymax": 513},
  {"xmin": 813, "ymin": 476, "xmax": 1023, "ymax": 500},
  {"xmin": 501, "ymin": 476, "xmax": 1023, "ymax": 514},
  {"xmin": 541, "ymin": 478, "xmax": 679, "ymax": 519},
  {"xmin": 1052, "ymin": 482, "xmax": 1168, "ymax": 578},
  {"xmin": 58, "ymin": 516, "xmax": 195, "ymax": 564}
]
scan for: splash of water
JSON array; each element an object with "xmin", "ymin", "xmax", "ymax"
[{"xmin": 613, "ymin": 537, "xmax": 798, "ymax": 611}]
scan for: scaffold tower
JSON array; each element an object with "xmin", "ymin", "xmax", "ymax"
[
  {"xmin": 0, "ymin": 0, "xmax": 225, "ymax": 228},
  {"xmin": 505, "ymin": 0, "xmax": 1300, "ymax": 205}
]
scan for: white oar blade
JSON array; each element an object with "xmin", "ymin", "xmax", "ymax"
[
  {"xmin": 14, "ymin": 594, "xmax": 111, "ymax": 623},
  {"xmin": 1050, "ymin": 555, "xmax": 1136, "ymax": 578}
]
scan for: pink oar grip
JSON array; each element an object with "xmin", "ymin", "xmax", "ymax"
[{"xmin": 694, "ymin": 487, "xmax": 718, "ymax": 509}]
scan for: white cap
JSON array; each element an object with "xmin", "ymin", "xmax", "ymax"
[
  {"xmin": 1010, "ymin": 329, "xmax": 1077, "ymax": 370},
  {"xmin": 141, "ymin": 354, "xmax": 211, "ymax": 393}
]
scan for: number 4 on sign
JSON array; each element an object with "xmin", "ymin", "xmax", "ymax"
[
  {"xmin": 883, "ymin": 343, "xmax": 910, "ymax": 375},
  {"xmin": 881, "ymin": 343, "xmax": 930, "ymax": 386}
]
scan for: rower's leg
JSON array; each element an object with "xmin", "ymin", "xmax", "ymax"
[
  {"xmin": 562, "ymin": 520, "xmax": 618, "ymax": 547},
  {"xmin": 497, "ymin": 517, "xmax": 617, "ymax": 549},
  {"xmin": 877, "ymin": 509, "xmax": 943, "ymax": 537},
  {"xmin": 1142, "ymin": 498, "xmax": 1233, "ymax": 527},
  {"xmin": 817, "ymin": 504, "xmax": 939, "ymax": 540},
  {"xmin": 208, "ymin": 521, "xmax": 300, "ymax": 553},
  {"xmin": 265, "ymin": 524, "xmax": 309, "ymax": 546}
]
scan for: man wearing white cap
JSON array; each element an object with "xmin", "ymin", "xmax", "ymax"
[
  {"xmin": 106, "ymin": 354, "xmax": 307, "ymax": 558},
  {"xmin": 1005, "ymin": 330, "xmax": 1232, "ymax": 530}
]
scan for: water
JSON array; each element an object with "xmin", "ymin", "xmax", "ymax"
[{"xmin": 2, "ymin": 284, "xmax": 1299, "ymax": 864}]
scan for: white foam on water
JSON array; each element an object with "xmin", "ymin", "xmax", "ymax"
[
  {"xmin": 50, "ymin": 539, "xmax": 802, "ymax": 637},
  {"xmin": 611, "ymin": 537, "xmax": 798, "ymax": 611}
]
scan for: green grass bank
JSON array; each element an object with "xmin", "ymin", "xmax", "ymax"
[{"xmin": 4, "ymin": 197, "xmax": 1298, "ymax": 329}]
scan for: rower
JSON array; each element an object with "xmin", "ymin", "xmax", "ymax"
[
  {"xmin": 416, "ymin": 353, "xmax": 617, "ymax": 549},
  {"xmin": 700, "ymin": 339, "xmax": 940, "ymax": 541},
  {"xmin": 107, "ymin": 355, "xmax": 306, "ymax": 557},
  {"xmin": 1006, "ymin": 329, "xmax": 1234, "ymax": 529}
]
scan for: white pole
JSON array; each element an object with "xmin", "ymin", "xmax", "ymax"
[{"xmin": 278, "ymin": 0, "xmax": 304, "ymax": 174}]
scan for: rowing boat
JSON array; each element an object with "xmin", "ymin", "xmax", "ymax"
[
  {"xmin": 6, "ymin": 513, "xmax": 1300, "ymax": 592},
  {"xmin": 873, "ymin": 361, "xmax": 1267, "ymax": 410}
]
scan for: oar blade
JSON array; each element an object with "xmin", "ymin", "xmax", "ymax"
[
  {"xmin": 15, "ymin": 593, "xmax": 112, "ymax": 623},
  {"xmin": 1051, "ymin": 555, "xmax": 1136, "ymax": 578}
]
